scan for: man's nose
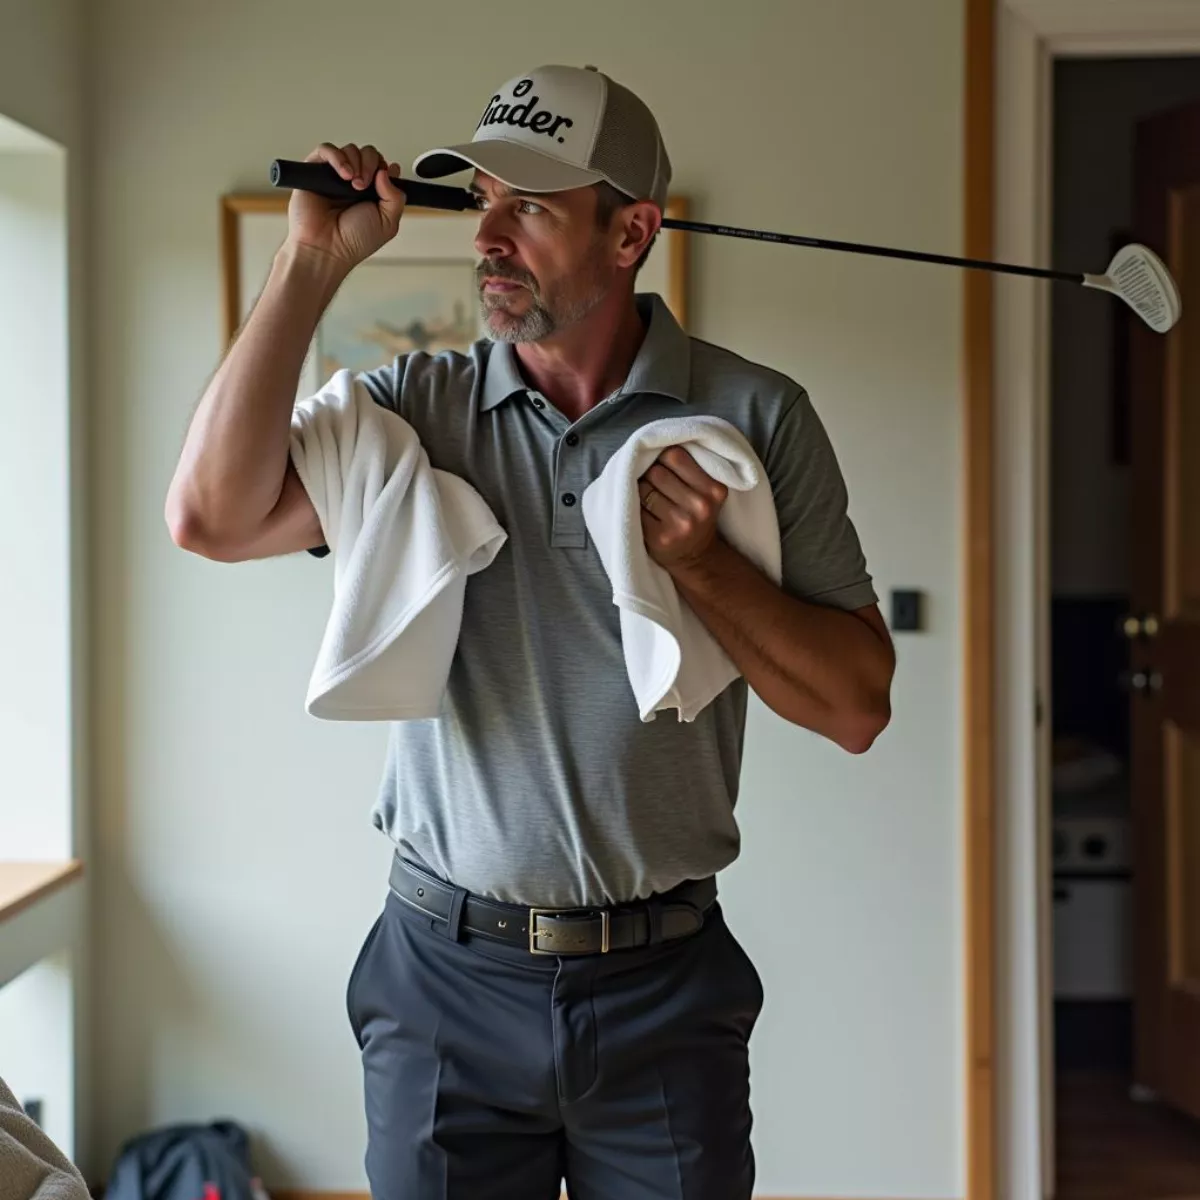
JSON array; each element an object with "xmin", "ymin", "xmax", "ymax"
[{"xmin": 474, "ymin": 208, "xmax": 515, "ymax": 260}]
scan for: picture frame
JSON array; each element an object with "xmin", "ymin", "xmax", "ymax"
[{"xmin": 220, "ymin": 191, "xmax": 690, "ymax": 399}]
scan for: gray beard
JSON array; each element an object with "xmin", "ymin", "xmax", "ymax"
[
  {"xmin": 480, "ymin": 293, "xmax": 557, "ymax": 344},
  {"xmin": 477, "ymin": 253, "xmax": 611, "ymax": 344}
]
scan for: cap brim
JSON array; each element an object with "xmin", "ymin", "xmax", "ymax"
[{"xmin": 412, "ymin": 138, "xmax": 605, "ymax": 194}]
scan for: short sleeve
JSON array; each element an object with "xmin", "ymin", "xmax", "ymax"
[
  {"xmin": 764, "ymin": 389, "xmax": 878, "ymax": 611},
  {"xmin": 302, "ymin": 361, "xmax": 403, "ymax": 558}
]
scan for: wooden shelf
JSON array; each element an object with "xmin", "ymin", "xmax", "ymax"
[{"xmin": 0, "ymin": 861, "xmax": 84, "ymax": 925}]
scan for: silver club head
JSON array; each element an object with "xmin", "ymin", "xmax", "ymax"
[{"xmin": 1083, "ymin": 243, "xmax": 1182, "ymax": 334}]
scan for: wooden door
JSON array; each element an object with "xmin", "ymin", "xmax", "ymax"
[{"xmin": 1130, "ymin": 100, "xmax": 1200, "ymax": 1121}]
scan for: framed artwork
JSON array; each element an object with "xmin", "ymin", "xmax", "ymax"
[{"xmin": 220, "ymin": 192, "xmax": 690, "ymax": 400}]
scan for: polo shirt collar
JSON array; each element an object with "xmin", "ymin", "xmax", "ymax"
[{"xmin": 479, "ymin": 293, "xmax": 690, "ymax": 412}]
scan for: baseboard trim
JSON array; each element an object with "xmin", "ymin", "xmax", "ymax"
[
  {"xmin": 271, "ymin": 1193, "xmax": 945, "ymax": 1200},
  {"xmin": 272, "ymin": 1194, "xmax": 369, "ymax": 1200},
  {"xmin": 100, "ymin": 1182, "xmax": 945, "ymax": 1200}
]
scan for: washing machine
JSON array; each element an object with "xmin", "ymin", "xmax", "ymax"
[{"xmin": 1051, "ymin": 801, "xmax": 1133, "ymax": 999}]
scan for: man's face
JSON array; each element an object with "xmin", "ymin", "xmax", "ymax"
[{"xmin": 470, "ymin": 172, "xmax": 617, "ymax": 343}]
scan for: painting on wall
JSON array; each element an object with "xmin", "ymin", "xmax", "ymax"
[
  {"xmin": 317, "ymin": 260, "xmax": 479, "ymax": 374},
  {"xmin": 220, "ymin": 191, "xmax": 689, "ymax": 402}
]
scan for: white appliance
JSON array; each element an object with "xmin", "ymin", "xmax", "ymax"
[{"xmin": 1052, "ymin": 811, "xmax": 1133, "ymax": 999}]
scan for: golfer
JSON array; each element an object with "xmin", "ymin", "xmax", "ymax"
[{"xmin": 167, "ymin": 62, "xmax": 895, "ymax": 1200}]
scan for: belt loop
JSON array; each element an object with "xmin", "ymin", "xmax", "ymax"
[
  {"xmin": 443, "ymin": 885, "xmax": 467, "ymax": 942},
  {"xmin": 647, "ymin": 898, "xmax": 664, "ymax": 946}
]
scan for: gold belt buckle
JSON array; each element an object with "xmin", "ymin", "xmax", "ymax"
[{"xmin": 529, "ymin": 908, "xmax": 611, "ymax": 955}]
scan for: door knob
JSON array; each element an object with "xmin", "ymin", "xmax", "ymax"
[
  {"xmin": 1121, "ymin": 669, "xmax": 1163, "ymax": 693},
  {"xmin": 1122, "ymin": 669, "xmax": 1148, "ymax": 691},
  {"xmin": 1121, "ymin": 613, "xmax": 1161, "ymax": 639}
]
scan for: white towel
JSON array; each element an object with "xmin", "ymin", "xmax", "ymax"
[
  {"xmin": 289, "ymin": 370, "xmax": 507, "ymax": 719},
  {"xmin": 581, "ymin": 415, "xmax": 782, "ymax": 723}
]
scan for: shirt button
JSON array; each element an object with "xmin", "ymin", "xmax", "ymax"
[
  {"xmin": 530, "ymin": 393, "xmax": 545, "ymax": 409},
  {"xmin": 566, "ymin": 433, "xmax": 580, "ymax": 447},
  {"xmin": 562, "ymin": 492, "xmax": 577, "ymax": 507}
]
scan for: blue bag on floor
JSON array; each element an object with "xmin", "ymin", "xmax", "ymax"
[{"xmin": 104, "ymin": 1120, "xmax": 265, "ymax": 1200}]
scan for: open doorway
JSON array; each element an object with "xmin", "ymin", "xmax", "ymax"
[{"xmin": 1048, "ymin": 56, "xmax": 1200, "ymax": 1199}]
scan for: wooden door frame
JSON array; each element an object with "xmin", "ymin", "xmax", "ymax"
[{"xmin": 981, "ymin": 4, "xmax": 1200, "ymax": 1200}]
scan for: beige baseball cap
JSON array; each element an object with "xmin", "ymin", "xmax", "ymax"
[{"xmin": 412, "ymin": 64, "xmax": 672, "ymax": 208}]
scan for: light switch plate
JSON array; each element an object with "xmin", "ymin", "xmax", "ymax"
[{"xmin": 890, "ymin": 589, "xmax": 923, "ymax": 632}]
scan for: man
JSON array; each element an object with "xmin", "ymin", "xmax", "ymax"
[{"xmin": 167, "ymin": 63, "xmax": 894, "ymax": 1200}]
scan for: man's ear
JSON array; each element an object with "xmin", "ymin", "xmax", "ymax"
[{"xmin": 614, "ymin": 201, "xmax": 662, "ymax": 269}]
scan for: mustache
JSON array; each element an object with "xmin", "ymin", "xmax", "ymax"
[{"xmin": 475, "ymin": 258, "xmax": 538, "ymax": 292}]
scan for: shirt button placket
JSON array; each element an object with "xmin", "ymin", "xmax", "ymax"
[{"xmin": 553, "ymin": 428, "xmax": 587, "ymax": 548}]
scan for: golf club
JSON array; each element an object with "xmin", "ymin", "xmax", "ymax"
[{"xmin": 269, "ymin": 158, "xmax": 1182, "ymax": 334}]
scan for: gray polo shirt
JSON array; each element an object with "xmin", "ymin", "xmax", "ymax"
[{"xmin": 347, "ymin": 293, "xmax": 876, "ymax": 908}]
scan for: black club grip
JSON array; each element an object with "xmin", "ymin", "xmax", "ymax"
[{"xmin": 268, "ymin": 159, "xmax": 475, "ymax": 212}]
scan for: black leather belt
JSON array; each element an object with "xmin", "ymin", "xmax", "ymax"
[{"xmin": 388, "ymin": 854, "xmax": 717, "ymax": 956}]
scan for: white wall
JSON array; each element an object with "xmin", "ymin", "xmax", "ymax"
[
  {"xmin": 1051, "ymin": 54, "xmax": 1200, "ymax": 596},
  {"xmin": 0, "ymin": 0, "xmax": 90, "ymax": 1172},
  {"xmin": 0, "ymin": 1, "xmax": 84, "ymax": 149},
  {"xmin": 0, "ymin": 147, "xmax": 72, "ymax": 860},
  {"xmin": 90, "ymin": 1, "xmax": 965, "ymax": 1193},
  {"xmin": 0, "ymin": 955, "xmax": 75, "ymax": 1153}
]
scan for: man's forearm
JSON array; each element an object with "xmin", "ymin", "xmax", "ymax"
[
  {"xmin": 166, "ymin": 241, "xmax": 348, "ymax": 542},
  {"xmin": 668, "ymin": 538, "xmax": 893, "ymax": 751}
]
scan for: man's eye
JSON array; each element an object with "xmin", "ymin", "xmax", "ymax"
[{"xmin": 472, "ymin": 196, "xmax": 543, "ymax": 215}]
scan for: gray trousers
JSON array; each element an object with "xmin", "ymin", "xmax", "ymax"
[{"xmin": 346, "ymin": 882, "xmax": 764, "ymax": 1199}]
